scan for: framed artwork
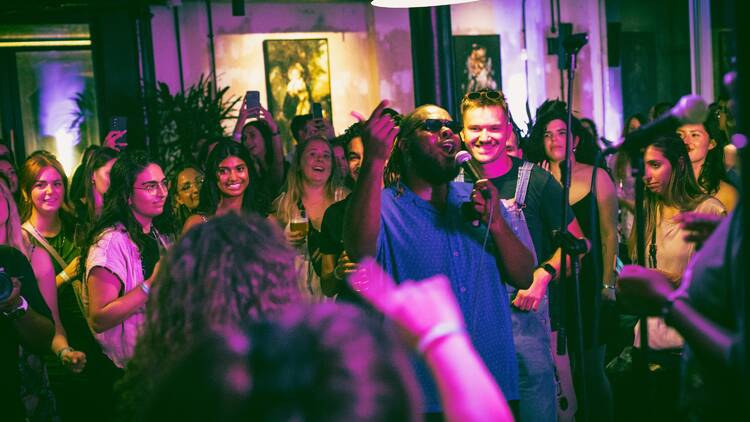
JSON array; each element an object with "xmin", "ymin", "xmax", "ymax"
[
  {"xmin": 263, "ymin": 38, "xmax": 332, "ymax": 150},
  {"xmin": 453, "ymin": 35, "xmax": 502, "ymax": 97}
]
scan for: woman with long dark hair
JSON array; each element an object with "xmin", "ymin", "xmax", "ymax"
[
  {"xmin": 272, "ymin": 135, "xmax": 347, "ymax": 299},
  {"xmin": 676, "ymin": 113, "xmax": 738, "ymax": 211},
  {"xmin": 624, "ymin": 136, "xmax": 726, "ymax": 419},
  {"xmin": 182, "ymin": 140, "xmax": 264, "ymax": 233},
  {"xmin": 525, "ymin": 100, "xmax": 619, "ymax": 421},
  {"xmin": 82, "ymin": 151, "xmax": 171, "ymax": 371}
]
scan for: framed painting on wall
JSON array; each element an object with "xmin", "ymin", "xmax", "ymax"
[
  {"xmin": 263, "ymin": 38, "xmax": 332, "ymax": 151},
  {"xmin": 453, "ymin": 35, "xmax": 502, "ymax": 97}
]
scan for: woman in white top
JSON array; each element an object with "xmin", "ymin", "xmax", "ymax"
[
  {"xmin": 630, "ymin": 135, "xmax": 726, "ymax": 418},
  {"xmin": 82, "ymin": 151, "xmax": 171, "ymax": 368}
]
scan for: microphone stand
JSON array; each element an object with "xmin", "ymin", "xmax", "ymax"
[{"xmin": 556, "ymin": 33, "xmax": 590, "ymax": 422}]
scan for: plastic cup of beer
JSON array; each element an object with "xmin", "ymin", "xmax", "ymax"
[{"xmin": 290, "ymin": 217, "xmax": 309, "ymax": 237}]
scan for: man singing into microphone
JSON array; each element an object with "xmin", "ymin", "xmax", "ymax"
[
  {"xmin": 460, "ymin": 90, "xmax": 587, "ymax": 421},
  {"xmin": 344, "ymin": 102, "xmax": 534, "ymax": 418}
]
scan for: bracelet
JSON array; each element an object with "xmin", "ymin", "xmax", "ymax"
[
  {"xmin": 139, "ymin": 282, "xmax": 151, "ymax": 295},
  {"xmin": 417, "ymin": 322, "xmax": 466, "ymax": 355},
  {"xmin": 603, "ymin": 285, "xmax": 616, "ymax": 290},
  {"xmin": 271, "ymin": 130, "xmax": 280, "ymax": 137},
  {"xmin": 57, "ymin": 347, "xmax": 74, "ymax": 361},
  {"xmin": 59, "ymin": 270, "xmax": 71, "ymax": 283}
]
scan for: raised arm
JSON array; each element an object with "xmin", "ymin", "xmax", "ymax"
[{"xmin": 343, "ymin": 101, "xmax": 399, "ymax": 260}]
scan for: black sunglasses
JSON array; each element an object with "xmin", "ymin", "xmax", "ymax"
[
  {"xmin": 464, "ymin": 90, "xmax": 505, "ymax": 101},
  {"xmin": 420, "ymin": 119, "xmax": 463, "ymax": 133}
]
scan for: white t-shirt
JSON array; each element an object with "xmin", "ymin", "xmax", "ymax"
[{"xmin": 83, "ymin": 224, "xmax": 167, "ymax": 368}]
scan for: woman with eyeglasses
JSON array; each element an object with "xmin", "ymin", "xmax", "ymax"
[
  {"xmin": 525, "ymin": 100, "xmax": 619, "ymax": 421},
  {"xmin": 82, "ymin": 151, "xmax": 171, "ymax": 371},
  {"xmin": 273, "ymin": 135, "xmax": 347, "ymax": 299},
  {"xmin": 182, "ymin": 140, "xmax": 266, "ymax": 234},
  {"xmin": 169, "ymin": 164, "xmax": 203, "ymax": 230}
]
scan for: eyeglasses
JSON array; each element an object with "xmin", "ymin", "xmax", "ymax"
[
  {"xmin": 419, "ymin": 119, "xmax": 463, "ymax": 134},
  {"xmin": 179, "ymin": 177, "xmax": 204, "ymax": 193},
  {"xmin": 464, "ymin": 90, "xmax": 505, "ymax": 102},
  {"xmin": 134, "ymin": 180, "xmax": 169, "ymax": 195}
]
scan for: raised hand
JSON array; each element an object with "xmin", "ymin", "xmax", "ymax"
[
  {"xmin": 351, "ymin": 100, "xmax": 400, "ymax": 163},
  {"xmin": 348, "ymin": 258, "xmax": 465, "ymax": 346},
  {"xmin": 103, "ymin": 130, "xmax": 127, "ymax": 151},
  {"xmin": 674, "ymin": 211, "xmax": 723, "ymax": 245}
]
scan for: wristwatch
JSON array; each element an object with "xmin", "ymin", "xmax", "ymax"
[
  {"xmin": 2, "ymin": 296, "xmax": 28, "ymax": 320},
  {"xmin": 538, "ymin": 263, "xmax": 558, "ymax": 279}
]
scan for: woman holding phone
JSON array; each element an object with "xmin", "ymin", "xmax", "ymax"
[{"xmin": 233, "ymin": 91, "xmax": 285, "ymax": 197}]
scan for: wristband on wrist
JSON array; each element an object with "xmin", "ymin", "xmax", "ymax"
[
  {"xmin": 538, "ymin": 263, "xmax": 557, "ymax": 280},
  {"xmin": 59, "ymin": 270, "xmax": 71, "ymax": 283},
  {"xmin": 57, "ymin": 347, "xmax": 74, "ymax": 362},
  {"xmin": 417, "ymin": 322, "xmax": 466, "ymax": 355},
  {"xmin": 140, "ymin": 282, "xmax": 151, "ymax": 295},
  {"xmin": 271, "ymin": 130, "xmax": 280, "ymax": 136}
]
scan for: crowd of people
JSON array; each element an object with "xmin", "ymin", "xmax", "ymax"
[{"xmin": 0, "ymin": 86, "xmax": 743, "ymax": 421}]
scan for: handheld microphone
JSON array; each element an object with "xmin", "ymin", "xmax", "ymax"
[
  {"xmin": 605, "ymin": 94, "xmax": 708, "ymax": 154},
  {"xmin": 455, "ymin": 150, "xmax": 485, "ymax": 182}
]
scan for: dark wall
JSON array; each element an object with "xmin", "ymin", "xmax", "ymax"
[
  {"xmin": 607, "ymin": 0, "xmax": 691, "ymax": 120},
  {"xmin": 90, "ymin": 6, "xmax": 155, "ymax": 152}
]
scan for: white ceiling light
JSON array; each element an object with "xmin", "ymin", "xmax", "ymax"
[{"xmin": 371, "ymin": 0, "xmax": 480, "ymax": 8}]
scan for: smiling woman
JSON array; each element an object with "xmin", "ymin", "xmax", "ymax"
[
  {"xmin": 181, "ymin": 140, "xmax": 265, "ymax": 234},
  {"xmin": 81, "ymin": 151, "xmax": 172, "ymax": 372},
  {"xmin": 273, "ymin": 136, "xmax": 347, "ymax": 299}
]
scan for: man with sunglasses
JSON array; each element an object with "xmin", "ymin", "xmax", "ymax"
[
  {"xmin": 460, "ymin": 89, "xmax": 587, "ymax": 421},
  {"xmin": 344, "ymin": 101, "xmax": 534, "ymax": 418}
]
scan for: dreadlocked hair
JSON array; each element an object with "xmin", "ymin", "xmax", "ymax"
[
  {"xmin": 383, "ymin": 107, "xmax": 428, "ymax": 193},
  {"xmin": 116, "ymin": 212, "xmax": 303, "ymax": 421}
]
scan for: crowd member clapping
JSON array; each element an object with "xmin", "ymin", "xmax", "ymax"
[
  {"xmin": 272, "ymin": 136, "xmax": 347, "ymax": 299},
  {"xmin": 183, "ymin": 140, "xmax": 265, "ymax": 233},
  {"xmin": 82, "ymin": 151, "xmax": 171, "ymax": 370},
  {"xmin": 118, "ymin": 212, "xmax": 302, "ymax": 421}
]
